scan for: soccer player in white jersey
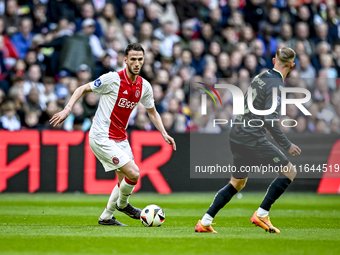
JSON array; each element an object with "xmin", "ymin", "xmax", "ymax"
[{"xmin": 50, "ymin": 43, "xmax": 176, "ymax": 225}]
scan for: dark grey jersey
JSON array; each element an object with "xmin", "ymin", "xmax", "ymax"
[{"xmin": 229, "ymin": 69, "xmax": 292, "ymax": 151}]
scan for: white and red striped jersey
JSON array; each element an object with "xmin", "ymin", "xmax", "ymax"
[{"xmin": 89, "ymin": 69, "xmax": 154, "ymax": 141}]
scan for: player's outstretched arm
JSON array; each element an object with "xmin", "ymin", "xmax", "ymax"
[
  {"xmin": 146, "ymin": 107, "xmax": 176, "ymax": 151},
  {"xmin": 49, "ymin": 84, "xmax": 92, "ymax": 127}
]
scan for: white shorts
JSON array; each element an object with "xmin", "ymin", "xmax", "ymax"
[{"xmin": 89, "ymin": 137, "xmax": 133, "ymax": 172}]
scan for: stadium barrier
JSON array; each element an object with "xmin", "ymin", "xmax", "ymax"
[{"xmin": 0, "ymin": 130, "xmax": 339, "ymax": 193}]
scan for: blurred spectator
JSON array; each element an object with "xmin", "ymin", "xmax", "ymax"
[
  {"xmin": 56, "ymin": 85, "xmax": 68, "ymax": 108},
  {"xmin": 113, "ymin": 50, "xmax": 126, "ymax": 72},
  {"xmin": 0, "ymin": 88, "xmax": 4, "ymax": 104},
  {"xmin": 326, "ymin": 7, "xmax": 340, "ymax": 44},
  {"xmin": 76, "ymin": 64, "xmax": 92, "ymax": 84},
  {"xmin": 154, "ymin": 0, "xmax": 179, "ymax": 31},
  {"xmin": 39, "ymin": 100, "xmax": 59, "ymax": 127},
  {"xmin": 24, "ymin": 110, "xmax": 40, "ymax": 129},
  {"xmin": 119, "ymin": 2, "xmax": 139, "ymax": 31},
  {"xmin": 153, "ymin": 84, "xmax": 165, "ymax": 114},
  {"xmin": 145, "ymin": 2, "xmax": 160, "ymax": 29},
  {"xmin": 313, "ymin": 22, "xmax": 332, "ymax": 45},
  {"xmin": 243, "ymin": 0, "xmax": 264, "ymax": 31},
  {"xmin": 313, "ymin": 70, "xmax": 331, "ymax": 104},
  {"xmin": 292, "ymin": 22, "xmax": 315, "ymax": 56},
  {"xmin": 132, "ymin": 112, "xmax": 152, "ymax": 131},
  {"xmin": 178, "ymin": 19, "xmax": 195, "ymax": 51},
  {"xmin": 154, "ymin": 21, "xmax": 179, "ymax": 57},
  {"xmin": 316, "ymin": 119, "xmax": 329, "ymax": 133},
  {"xmin": 3, "ymin": 0, "xmax": 20, "ymax": 37},
  {"xmin": 200, "ymin": 23, "xmax": 214, "ymax": 49},
  {"xmin": 32, "ymin": 3, "xmax": 49, "ymax": 34},
  {"xmin": 81, "ymin": 18, "xmax": 104, "ymax": 58},
  {"xmin": 11, "ymin": 18, "xmax": 34, "ymax": 59},
  {"xmin": 0, "ymin": 98, "xmax": 21, "ymax": 130},
  {"xmin": 75, "ymin": 1, "xmax": 103, "ymax": 38},
  {"xmin": 258, "ymin": 24, "xmax": 277, "ymax": 57},
  {"xmin": 251, "ymin": 39, "xmax": 271, "ymax": 69},
  {"xmin": 98, "ymin": 3, "xmax": 122, "ymax": 35},
  {"xmin": 0, "ymin": 18, "xmax": 19, "ymax": 68},
  {"xmin": 319, "ymin": 54, "xmax": 337, "ymax": 90},
  {"xmin": 216, "ymin": 25, "xmax": 237, "ymax": 54},
  {"xmin": 121, "ymin": 22, "xmax": 138, "ymax": 48},
  {"xmin": 8, "ymin": 85, "xmax": 25, "ymax": 125},
  {"xmin": 190, "ymin": 39, "xmax": 206, "ymax": 75},
  {"xmin": 161, "ymin": 111, "xmax": 174, "ymax": 132},
  {"xmin": 59, "ymin": 31, "xmax": 95, "ymax": 75},
  {"xmin": 281, "ymin": 0, "xmax": 297, "ymax": 24},
  {"xmin": 330, "ymin": 117, "xmax": 340, "ymax": 134},
  {"xmin": 172, "ymin": 0, "xmax": 200, "ymax": 23},
  {"xmin": 47, "ymin": 0, "xmax": 75, "ymax": 24},
  {"xmin": 23, "ymin": 64, "xmax": 44, "ymax": 96},
  {"xmin": 82, "ymin": 92, "xmax": 98, "ymax": 119},
  {"xmin": 64, "ymin": 101, "xmax": 91, "ymax": 131},
  {"xmin": 38, "ymin": 18, "xmax": 73, "ymax": 76},
  {"xmin": 244, "ymin": 54, "xmax": 259, "ymax": 78},
  {"xmin": 297, "ymin": 54, "xmax": 316, "ymax": 88},
  {"xmin": 24, "ymin": 87, "xmax": 43, "ymax": 114},
  {"xmin": 294, "ymin": 116, "xmax": 308, "ymax": 133},
  {"xmin": 138, "ymin": 22, "xmax": 153, "ymax": 49},
  {"xmin": 277, "ymin": 23, "xmax": 294, "ymax": 49},
  {"xmin": 94, "ymin": 53, "xmax": 114, "ymax": 78},
  {"xmin": 311, "ymin": 41, "xmax": 331, "ymax": 72},
  {"xmin": 217, "ymin": 52, "xmax": 232, "ymax": 78},
  {"xmin": 259, "ymin": 7, "xmax": 282, "ymax": 38},
  {"xmin": 40, "ymin": 76, "xmax": 57, "ymax": 109}
]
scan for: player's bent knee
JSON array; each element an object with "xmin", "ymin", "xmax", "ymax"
[
  {"xmin": 128, "ymin": 170, "xmax": 139, "ymax": 182},
  {"xmin": 230, "ymin": 177, "xmax": 247, "ymax": 191},
  {"xmin": 126, "ymin": 165, "xmax": 139, "ymax": 182},
  {"xmin": 282, "ymin": 163, "xmax": 297, "ymax": 180}
]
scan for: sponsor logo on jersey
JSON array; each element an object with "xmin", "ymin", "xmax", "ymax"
[
  {"xmin": 94, "ymin": 79, "xmax": 102, "ymax": 87},
  {"xmin": 117, "ymin": 98, "xmax": 136, "ymax": 109},
  {"xmin": 273, "ymin": 157, "xmax": 280, "ymax": 163},
  {"xmin": 135, "ymin": 90, "xmax": 140, "ymax": 98},
  {"xmin": 123, "ymin": 90, "xmax": 128, "ymax": 94},
  {"xmin": 112, "ymin": 157, "xmax": 120, "ymax": 165}
]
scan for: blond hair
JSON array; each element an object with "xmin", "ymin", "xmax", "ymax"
[{"xmin": 275, "ymin": 47, "xmax": 296, "ymax": 66}]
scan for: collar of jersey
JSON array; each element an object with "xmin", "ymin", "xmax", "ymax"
[
  {"xmin": 272, "ymin": 68, "xmax": 284, "ymax": 82},
  {"xmin": 123, "ymin": 68, "xmax": 138, "ymax": 85}
]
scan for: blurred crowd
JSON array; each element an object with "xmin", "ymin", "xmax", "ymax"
[{"xmin": 0, "ymin": 0, "xmax": 340, "ymax": 134}]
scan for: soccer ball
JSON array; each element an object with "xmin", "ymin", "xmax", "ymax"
[{"xmin": 140, "ymin": 204, "xmax": 165, "ymax": 227}]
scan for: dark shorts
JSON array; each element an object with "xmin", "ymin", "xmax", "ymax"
[{"xmin": 229, "ymin": 140, "xmax": 290, "ymax": 179}]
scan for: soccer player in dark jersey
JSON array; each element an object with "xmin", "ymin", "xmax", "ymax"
[{"xmin": 195, "ymin": 47, "xmax": 301, "ymax": 233}]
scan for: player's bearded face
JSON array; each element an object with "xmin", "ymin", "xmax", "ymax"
[{"xmin": 126, "ymin": 51, "xmax": 144, "ymax": 75}]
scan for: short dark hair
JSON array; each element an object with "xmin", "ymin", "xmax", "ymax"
[{"xmin": 125, "ymin": 43, "xmax": 145, "ymax": 56}]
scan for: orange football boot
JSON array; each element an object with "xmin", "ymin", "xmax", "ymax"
[
  {"xmin": 251, "ymin": 211, "xmax": 280, "ymax": 233},
  {"xmin": 195, "ymin": 220, "xmax": 217, "ymax": 233}
]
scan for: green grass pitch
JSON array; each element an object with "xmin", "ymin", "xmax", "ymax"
[{"xmin": 0, "ymin": 192, "xmax": 339, "ymax": 255}]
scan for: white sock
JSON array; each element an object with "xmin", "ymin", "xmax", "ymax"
[
  {"xmin": 201, "ymin": 213, "xmax": 213, "ymax": 226},
  {"xmin": 257, "ymin": 207, "xmax": 269, "ymax": 217},
  {"xmin": 99, "ymin": 184, "xmax": 119, "ymax": 220},
  {"xmin": 117, "ymin": 177, "xmax": 137, "ymax": 208}
]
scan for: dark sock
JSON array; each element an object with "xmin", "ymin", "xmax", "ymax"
[
  {"xmin": 206, "ymin": 183, "xmax": 238, "ymax": 217},
  {"xmin": 260, "ymin": 175, "xmax": 292, "ymax": 211}
]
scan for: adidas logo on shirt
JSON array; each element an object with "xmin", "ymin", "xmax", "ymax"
[{"xmin": 123, "ymin": 90, "xmax": 128, "ymax": 94}]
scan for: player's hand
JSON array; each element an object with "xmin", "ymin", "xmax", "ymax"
[
  {"xmin": 49, "ymin": 108, "xmax": 71, "ymax": 127},
  {"xmin": 289, "ymin": 143, "xmax": 301, "ymax": 156},
  {"xmin": 163, "ymin": 133, "xmax": 176, "ymax": 151}
]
